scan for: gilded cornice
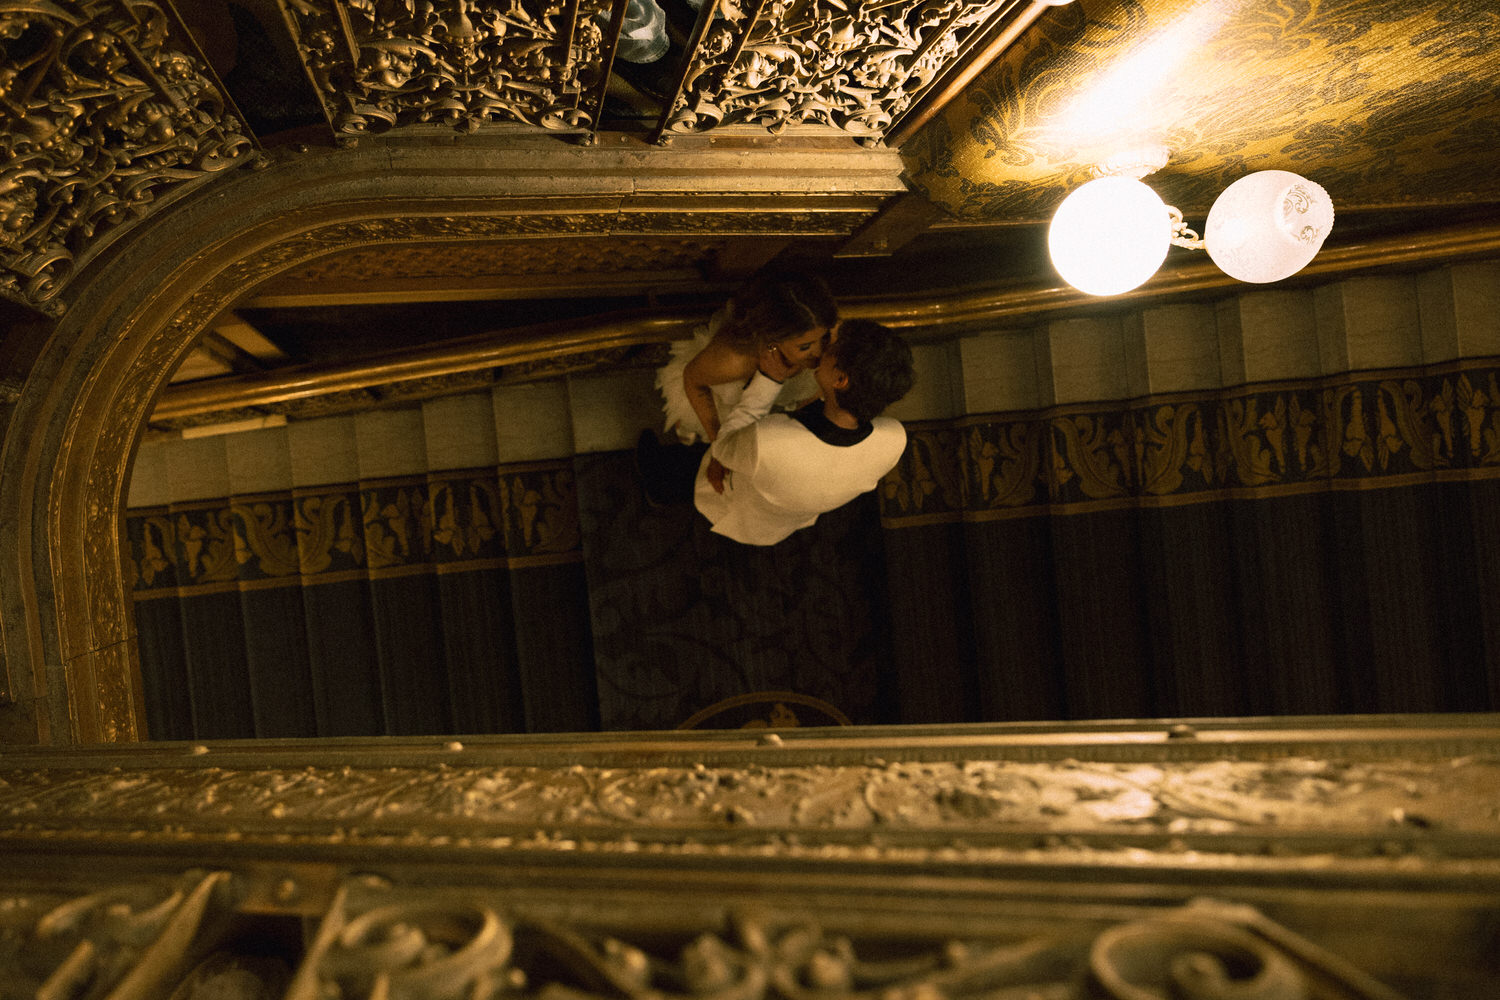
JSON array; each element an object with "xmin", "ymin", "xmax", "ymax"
[
  {"xmin": 880, "ymin": 358, "xmax": 1500, "ymax": 525},
  {"xmin": 905, "ymin": 0, "xmax": 1500, "ymax": 220},
  {"xmin": 266, "ymin": 236, "xmax": 730, "ymax": 284}
]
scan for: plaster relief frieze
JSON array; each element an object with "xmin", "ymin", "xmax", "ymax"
[
  {"xmin": 3, "ymin": 753, "xmax": 1499, "ymax": 863},
  {"xmin": 660, "ymin": 0, "xmax": 1017, "ymax": 142},
  {"xmin": 279, "ymin": 0, "xmax": 615, "ymax": 136},
  {"xmin": 0, "ymin": 0, "xmax": 258, "ymax": 314}
]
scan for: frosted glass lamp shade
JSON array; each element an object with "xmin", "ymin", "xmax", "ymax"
[
  {"xmin": 1048, "ymin": 176, "xmax": 1171, "ymax": 296},
  {"xmin": 1204, "ymin": 171, "xmax": 1334, "ymax": 283}
]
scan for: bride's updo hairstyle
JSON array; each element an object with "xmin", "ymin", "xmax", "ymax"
[{"xmin": 718, "ymin": 274, "xmax": 838, "ymax": 350}]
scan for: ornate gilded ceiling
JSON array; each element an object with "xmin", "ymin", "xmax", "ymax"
[
  {"xmin": 3, "ymin": 0, "xmax": 1499, "ymax": 338},
  {"xmin": 904, "ymin": 0, "xmax": 1500, "ymax": 221},
  {"xmin": 275, "ymin": 0, "xmax": 1039, "ymax": 143}
]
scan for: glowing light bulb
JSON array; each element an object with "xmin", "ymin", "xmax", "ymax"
[{"xmin": 1048, "ymin": 176, "xmax": 1172, "ymax": 296}]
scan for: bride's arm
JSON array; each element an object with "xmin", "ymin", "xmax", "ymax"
[{"xmin": 681, "ymin": 335, "xmax": 756, "ymax": 442}]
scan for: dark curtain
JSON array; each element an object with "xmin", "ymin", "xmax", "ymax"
[
  {"xmin": 128, "ymin": 359, "xmax": 1500, "ymax": 738},
  {"xmin": 126, "ymin": 462, "xmax": 598, "ymax": 740},
  {"xmin": 573, "ymin": 452, "xmax": 890, "ymax": 731},
  {"xmin": 878, "ymin": 359, "xmax": 1500, "ymax": 722}
]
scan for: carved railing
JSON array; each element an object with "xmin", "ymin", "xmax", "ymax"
[
  {"xmin": 0, "ymin": 873, "xmax": 1414, "ymax": 999},
  {"xmin": 2, "ymin": 718, "xmax": 1499, "ymax": 995},
  {"xmin": 274, "ymin": 0, "xmax": 1044, "ymax": 144},
  {"xmin": 278, "ymin": 0, "xmax": 628, "ymax": 136},
  {"xmin": 0, "ymin": 0, "xmax": 258, "ymax": 315}
]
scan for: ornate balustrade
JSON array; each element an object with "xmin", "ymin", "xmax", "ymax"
[{"xmin": 2, "ymin": 717, "xmax": 1498, "ymax": 996}]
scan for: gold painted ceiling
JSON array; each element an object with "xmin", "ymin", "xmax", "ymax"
[{"xmin": 903, "ymin": 0, "xmax": 1500, "ymax": 220}]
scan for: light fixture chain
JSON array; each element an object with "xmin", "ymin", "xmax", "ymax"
[{"xmin": 1167, "ymin": 207, "xmax": 1205, "ymax": 250}]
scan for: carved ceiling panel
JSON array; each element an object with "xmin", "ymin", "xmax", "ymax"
[
  {"xmin": 0, "ymin": 0, "xmax": 258, "ymax": 313},
  {"xmin": 905, "ymin": 0, "xmax": 1500, "ymax": 221},
  {"xmin": 278, "ymin": 0, "xmax": 619, "ymax": 135},
  {"xmin": 658, "ymin": 0, "xmax": 1026, "ymax": 141}
]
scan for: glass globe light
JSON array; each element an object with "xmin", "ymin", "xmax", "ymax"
[
  {"xmin": 1048, "ymin": 176, "xmax": 1172, "ymax": 296},
  {"xmin": 1205, "ymin": 171, "xmax": 1334, "ymax": 283}
]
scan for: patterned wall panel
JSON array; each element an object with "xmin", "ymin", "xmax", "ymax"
[
  {"xmin": 880, "ymin": 359, "xmax": 1500, "ymax": 524},
  {"xmin": 904, "ymin": 0, "xmax": 1500, "ymax": 221}
]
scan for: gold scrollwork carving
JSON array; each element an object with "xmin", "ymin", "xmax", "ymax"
[
  {"xmin": 313, "ymin": 900, "xmax": 513, "ymax": 999},
  {"xmin": 660, "ymin": 0, "xmax": 1019, "ymax": 142},
  {"xmin": 270, "ymin": 884, "xmax": 1412, "ymax": 1000},
  {"xmin": 1090, "ymin": 910, "xmax": 1308, "ymax": 1000},
  {"xmin": 0, "ymin": 870, "xmax": 232, "ymax": 1000},
  {"xmin": 0, "ymin": 872, "xmax": 1414, "ymax": 999},
  {"xmin": 0, "ymin": 0, "xmax": 257, "ymax": 313},
  {"xmin": 280, "ymin": 0, "xmax": 614, "ymax": 136}
]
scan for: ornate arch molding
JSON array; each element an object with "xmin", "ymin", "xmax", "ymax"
[{"xmin": 0, "ymin": 143, "xmax": 905, "ymax": 744}]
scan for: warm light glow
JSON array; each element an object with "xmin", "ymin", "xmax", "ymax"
[
  {"xmin": 1051, "ymin": 0, "xmax": 1234, "ymax": 140},
  {"xmin": 1048, "ymin": 176, "xmax": 1171, "ymax": 296},
  {"xmin": 1205, "ymin": 170, "xmax": 1335, "ymax": 283}
]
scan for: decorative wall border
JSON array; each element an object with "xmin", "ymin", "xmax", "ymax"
[
  {"xmin": 124, "ymin": 462, "xmax": 582, "ymax": 599},
  {"xmin": 880, "ymin": 358, "xmax": 1500, "ymax": 526},
  {"xmin": 3, "ymin": 718, "xmax": 1498, "ymax": 866}
]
